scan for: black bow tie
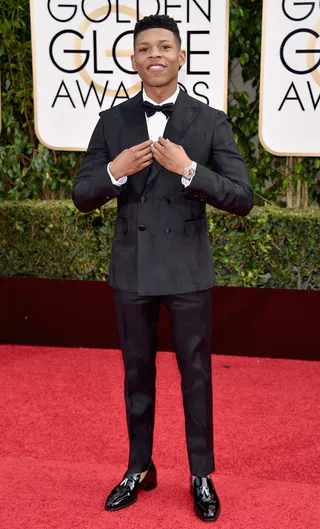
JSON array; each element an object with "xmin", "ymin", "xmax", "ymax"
[{"xmin": 142, "ymin": 101, "xmax": 174, "ymax": 119}]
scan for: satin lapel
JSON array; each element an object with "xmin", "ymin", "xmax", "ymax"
[
  {"xmin": 144, "ymin": 90, "xmax": 200, "ymax": 189},
  {"xmin": 119, "ymin": 92, "xmax": 150, "ymax": 197}
]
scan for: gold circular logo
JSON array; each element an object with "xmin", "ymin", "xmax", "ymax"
[
  {"xmin": 308, "ymin": 21, "xmax": 320, "ymax": 86},
  {"xmin": 74, "ymin": 5, "xmax": 143, "ymax": 97}
]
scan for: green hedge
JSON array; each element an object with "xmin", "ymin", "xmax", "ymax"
[{"xmin": 0, "ymin": 201, "xmax": 319, "ymax": 289}]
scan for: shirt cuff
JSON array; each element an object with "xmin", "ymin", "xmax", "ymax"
[
  {"xmin": 181, "ymin": 161, "xmax": 197, "ymax": 187},
  {"xmin": 181, "ymin": 176, "xmax": 193, "ymax": 187},
  {"xmin": 108, "ymin": 162, "xmax": 127, "ymax": 186}
]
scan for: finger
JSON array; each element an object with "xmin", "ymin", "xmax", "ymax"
[
  {"xmin": 152, "ymin": 150, "xmax": 162, "ymax": 162},
  {"xmin": 152, "ymin": 141, "xmax": 165, "ymax": 152},
  {"xmin": 140, "ymin": 159, "xmax": 153, "ymax": 168},
  {"xmin": 158, "ymin": 136, "xmax": 169, "ymax": 146},
  {"xmin": 132, "ymin": 139, "xmax": 153, "ymax": 151},
  {"xmin": 138, "ymin": 153, "xmax": 153, "ymax": 166},
  {"xmin": 142, "ymin": 152, "xmax": 153, "ymax": 161},
  {"xmin": 138, "ymin": 145, "xmax": 154, "ymax": 157},
  {"xmin": 139, "ymin": 139, "xmax": 153, "ymax": 148}
]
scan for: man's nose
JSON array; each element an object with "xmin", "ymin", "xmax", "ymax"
[{"xmin": 149, "ymin": 48, "xmax": 162, "ymax": 58}]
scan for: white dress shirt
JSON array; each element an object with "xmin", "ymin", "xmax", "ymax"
[{"xmin": 107, "ymin": 86, "xmax": 195, "ymax": 187}]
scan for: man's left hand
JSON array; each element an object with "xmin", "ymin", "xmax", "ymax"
[{"xmin": 152, "ymin": 137, "xmax": 191, "ymax": 175}]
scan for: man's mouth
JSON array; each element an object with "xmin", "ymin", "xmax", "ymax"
[{"xmin": 148, "ymin": 64, "xmax": 166, "ymax": 71}]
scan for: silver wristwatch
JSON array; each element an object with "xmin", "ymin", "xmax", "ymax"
[{"xmin": 183, "ymin": 160, "xmax": 197, "ymax": 180}]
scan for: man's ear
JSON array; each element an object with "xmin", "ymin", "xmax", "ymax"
[
  {"xmin": 131, "ymin": 54, "xmax": 136, "ymax": 71},
  {"xmin": 179, "ymin": 50, "xmax": 186, "ymax": 69}
]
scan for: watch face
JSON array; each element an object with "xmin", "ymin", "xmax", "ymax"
[{"xmin": 185, "ymin": 168, "xmax": 195, "ymax": 178}]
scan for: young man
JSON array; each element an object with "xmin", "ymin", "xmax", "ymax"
[{"xmin": 72, "ymin": 14, "xmax": 253, "ymax": 522}]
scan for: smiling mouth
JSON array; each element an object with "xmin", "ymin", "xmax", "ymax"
[{"xmin": 148, "ymin": 65, "xmax": 166, "ymax": 71}]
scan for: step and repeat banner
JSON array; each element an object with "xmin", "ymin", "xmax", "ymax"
[
  {"xmin": 260, "ymin": 1, "xmax": 320, "ymax": 156},
  {"xmin": 30, "ymin": 0, "xmax": 229, "ymax": 151}
]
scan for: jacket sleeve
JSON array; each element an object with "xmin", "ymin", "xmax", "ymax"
[
  {"xmin": 72, "ymin": 116, "xmax": 125, "ymax": 213},
  {"xmin": 183, "ymin": 110, "xmax": 253, "ymax": 216}
]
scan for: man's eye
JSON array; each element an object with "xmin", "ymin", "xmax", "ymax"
[
  {"xmin": 140, "ymin": 48, "xmax": 148, "ymax": 52},
  {"xmin": 162, "ymin": 45, "xmax": 170, "ymax": 49}
]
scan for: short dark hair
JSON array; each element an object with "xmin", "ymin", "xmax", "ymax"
[{"xmin": 133, "ymin": 14, "xmax": 181, "ymax": 48}]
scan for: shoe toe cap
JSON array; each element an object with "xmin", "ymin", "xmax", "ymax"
[{"xmin": 196, "ymin": 500, "xmax": 220, "ymax": 521}]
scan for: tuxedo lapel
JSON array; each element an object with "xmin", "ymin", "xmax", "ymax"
[
  {"xmin": 119, "ymin": 92, "xmax": 150, "ymax": 197},
  {"xmin": 164, "ymin": 89, "xmax": 200, "ymax": 144},
  {"xmin": 145, "ymin": 89, "xmax": 200, "ymax": 189}
]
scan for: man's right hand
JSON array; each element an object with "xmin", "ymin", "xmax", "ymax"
[{"xmin": 109, "ymin": 140, "xmax": 154, "ymax": 180}]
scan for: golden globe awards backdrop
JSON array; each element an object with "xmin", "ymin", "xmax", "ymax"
[
  {"xmin": 260, "ymin": 1, "xmax": 320, "ymax": 156},
  {"xmin": 30, "ymin": 0, "xmax": 229, "ymax": 151}
]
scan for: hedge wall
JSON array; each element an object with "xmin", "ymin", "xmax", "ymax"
[{"xmin": 0, "ymin": 201, "xmax": 319, "ymax": 290}]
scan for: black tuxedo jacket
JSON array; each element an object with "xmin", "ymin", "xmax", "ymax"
[{"xmin": 72, "ymin": 89, "xmax": 253, "ymax": 295}]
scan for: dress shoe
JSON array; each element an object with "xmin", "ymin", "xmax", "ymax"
[
  {"xmin": 190, "ymin": 476, "xmax": 221, "ymax": 522},
  {"xmin": 105, "ymin": 460, "xmax": 157, "ymax": 511}
]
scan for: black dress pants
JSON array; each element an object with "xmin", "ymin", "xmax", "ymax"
[{"xmin": 113, "ymin": 288, "xmax": 215, "ymax": 477}]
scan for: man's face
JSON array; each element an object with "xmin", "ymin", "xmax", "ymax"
[{"xmin": 131, "ymin": 28, "xmax": 186, "ymax": 88}]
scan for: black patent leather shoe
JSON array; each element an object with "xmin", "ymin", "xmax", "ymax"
[
  {"xmin": 190, "ymin": 476, "xmax": 221, "ymax": 522},
  {"xmin": 105, "ymin": 461, "xmax": 157, "ymax": 511}
]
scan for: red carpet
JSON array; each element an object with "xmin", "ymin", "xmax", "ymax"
[{"xmin": 0, "ymin": 345, "xmax": 319, "ymax": 528}]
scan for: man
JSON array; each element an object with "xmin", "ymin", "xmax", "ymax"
[{"xmin": 72, "ymin": 14, "xmax": 253, "ymax": 522}]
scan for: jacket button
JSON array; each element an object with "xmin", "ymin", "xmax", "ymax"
[
  {"xmin": 164, "ymin": 228, "xmax": 171, "ymax": 234},
  {"xmin": 139, "ymin": 224, "xmax": 146, "ymax": 231},
  {"xmin": 140, "ymin": 196, "xmax": 146, "ymax": 203},
  {"xmin": 165, "ymin": 198, "xmax": 171, "ymax": 205}
]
